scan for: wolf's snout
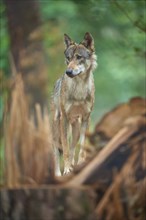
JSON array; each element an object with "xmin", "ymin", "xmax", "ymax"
[{"xmin": 66, "ymin": 69, "xmax": 73, "ymax": 77}]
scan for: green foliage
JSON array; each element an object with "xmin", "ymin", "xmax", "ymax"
[
  {"xmin": 39, "ymin": 0, "xmax": 145, "ymax": 122},
  {"xmin": 0, "ymin": 2, "xmax": 9, "ymax": 74},
  {"xmin": 0, "ymin": 2, "xmax": 10, "ymax": 165},
  {"xmin": 40, "ymin": 0, "xmax": 77, "ymax": 20}
]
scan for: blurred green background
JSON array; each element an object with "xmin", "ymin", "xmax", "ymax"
[{"xmin": 0, "ymin": 0, "xmax": 145, "ymax": 124}]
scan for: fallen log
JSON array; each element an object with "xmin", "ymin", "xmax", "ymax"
[
  {"xmin": 68, "ymin": 115, "xmax": 145, "ymax": 185},
  {"xmin": 66, "ymin": 113, "xmax": 146, "ymax": 220},
  {"xmin": 89, "ymin": 97, "xmax": 146, "ymax": 149}
]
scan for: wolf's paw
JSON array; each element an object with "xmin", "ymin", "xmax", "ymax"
[{"xmin": 63, "ymin": 166, "xmax": 73, "ymax": 175}]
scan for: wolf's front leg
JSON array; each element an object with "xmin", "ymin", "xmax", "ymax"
[
  {"xmin": 52, "ymin": 109, "xmax": 62, "ymax": 176},
  {"xmin": 54, "ymin": 147, "xmax": 62, "ymax": 176},
  {"xmin": 70, "ymin": 119, "xmax": 80, "ymax": 166},
  {"xmin": 78, "ymin": 120, "xmax": 88, "ymax": 165},
  {"xmin": 60, "ymin": 114, "xmax": 71, "ymax": 175}
]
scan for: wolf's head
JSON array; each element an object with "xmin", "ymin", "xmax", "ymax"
[{"xmin": 64, "ymin": 32, "xmax": 97, "ymax": 78}]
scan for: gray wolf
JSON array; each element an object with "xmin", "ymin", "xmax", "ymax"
[{"xmin": 51, "ymin": 32, "xmax": 97, "ymax": 175}]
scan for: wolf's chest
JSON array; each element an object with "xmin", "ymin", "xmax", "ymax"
[
  {"xmin": 67, "ymin": 75, "xmax": 93, "ymax": 100},
  {"xmin": 70, "ymin": 84, "xmax": 90, "ymax": 101},
  {"xmin": 63, "ymin": 77, "xmax": 94, "ymax": 119}
]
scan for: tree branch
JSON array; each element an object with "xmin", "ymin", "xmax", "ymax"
[{"xmin": 112, "ymin": 0, "xmax": 146, "ymax": 33}]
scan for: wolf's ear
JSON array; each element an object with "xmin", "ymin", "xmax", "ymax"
[
  {"xmin": 64, "ymin": 34, "xmax": 73, "ymax": 48},
  {"xmin": 82, "ymin": 32, "xmax": 94, "ymax": 51}
]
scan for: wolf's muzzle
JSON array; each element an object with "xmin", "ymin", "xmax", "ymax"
[{"xmin": 66, "ymin": 69, "xmax": 74, "ymax": 78}]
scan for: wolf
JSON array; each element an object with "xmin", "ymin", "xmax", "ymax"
[{"xmin": 51, "ymin": 32, "xmax": 97, "ymax": 175}]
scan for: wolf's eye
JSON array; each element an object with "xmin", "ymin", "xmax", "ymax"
[
  {"xmin": 76, "ymin": 55, "xmax": 82, "ymax": 60},
  {"xmin": 66, "ymin": 56, "xmax": 70, "ymax": 61}
]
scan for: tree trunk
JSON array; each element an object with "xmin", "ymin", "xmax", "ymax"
[{"xmin": 5, "ymin": 0, "xmax": 49, "ymax": 112}]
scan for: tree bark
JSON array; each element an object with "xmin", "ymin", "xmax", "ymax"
[{"xmin": 5, "ymin": 0, "xmax": 49, "ymax": 112}]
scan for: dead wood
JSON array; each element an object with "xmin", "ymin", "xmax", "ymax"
[
  {"xmin": 0, "ymin": 187, "xmax": 97, "ymax": 220},
  {"xmin": 1, "ymin": 91, "xmax": 146, "ymax": 220},
  {"xmin": 89, "ymin": 97, "xmax": 146, "ymax": 148},
  {"xmin": 65, "ymin": 110, "xmax": 146, "ymax": 219},
  {"xmin": 4, "ymin": 74, "xmax": 54, "ymax": 187},
  {"xmin": 67, "ymin": 115, "xmax": 145, "ymax": 185}
]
